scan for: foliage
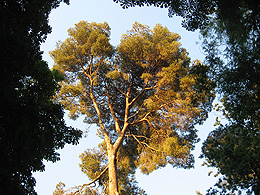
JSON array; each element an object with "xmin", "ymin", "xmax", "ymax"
[
  {"xmin": 113, "ymin": 0, "xmax": 216, "ymax": 31},
  {"xmin": 114, "ymin": 0, "xmax": 259, "ymax": 32},
  {"xmin": 50, "ymin": 21, "xmax": 214, "ymax": 194},
  {"xmin": 114, "ymin": 0, "xmax": 260, "ymax": 193},
  {"xmin": 200, "ymin": 1, "xmax": 260, "ymax": 194},
  {"xmin": 0, "ymin": 1, "xmax": 81, "ymax": 194},
  {"xmin": 201, "ymin": 119, "xmax": 260, "ymax": 194},
  {"xmin": 201, "ymin": 1, "xmax": 260, "ymax": 123},
  {"xmin": 53, "ymin": 182, "xmax": 68, "ymax": 195},
  {"xmin": 78, "ymin": 142, "xmax": 146, "ymax": 194}
]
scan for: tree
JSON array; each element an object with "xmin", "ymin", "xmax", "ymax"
[
  {"xmin": 113, "ymin": 0, "xmax": 216, "ymax": 30},
  {"xmin": 200, "ymin": 108, "xmax": 260, "ymax": 192},
  {"xmin": 201, "ymin": 121, "xmax": 260, "ymax": 195},
  {"xmin": 200, "ymin": 0, "xmax": 260, "ymax": 124},
  {"xmin": 0, "ymin": 1, "xmax": 81, "ymax": 194},
  {"xmin": 113, "ymin": 0, "xmax": 259, "ymax": 31},
  {"xmin": 199, "ymin": 1, "xmax": 260, "ymax": 194},
  {"xmin": 50, "ymin": 21, "xmax": 215, "ymax": 194},
  {"xmin": 115, "ymin": 0, "xmax": 260, "ymax": 193}
]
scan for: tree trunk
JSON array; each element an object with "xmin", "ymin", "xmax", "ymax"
[{"xmin": 108, "ymin": 148, "xmax": 119, "ymax": 195}]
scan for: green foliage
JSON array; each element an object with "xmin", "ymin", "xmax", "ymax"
[
  {"xmin": 51, "ymin": 21, "xmax": 214, "ymax": 194},
  {"xmin": 114, "ymin": 0, "xmax": 260, "ymax": 193},
  {"xmin": 0, "ymin": 1, "xmax": 82, "ymax": 194},
  {"xmin": 114, "ymin": 0, "xmax": 216, "ymax": 31},
  {"xmin": 78, "ymin": 142, "xmax": 146, "ymax": 194},
  {"xmin": 137, "ymin": 136, "xmax": 193, "ymax": 174},
  {"xmin": 114, "ymin": 0, "xmax": 260, "ymax": 34},
  {"xmin": 201, "ymin": 122, "xmax": 260, "ymax": 195},
  {"xmin": 200, "ymin": 1, "xmax": 260, "ymax": 194},
  {"xmin": 80, "ymin": 147, "xmax": 108, "ymax": 182}
]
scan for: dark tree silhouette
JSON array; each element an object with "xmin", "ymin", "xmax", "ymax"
[{"xmin": 0, "ymin": 1, "xmax": 81, "ymax": 194}]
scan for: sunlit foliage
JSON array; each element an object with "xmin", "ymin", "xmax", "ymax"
[{"xmin": 51, "ymin": 21, "xmax": 215, "ymax": 194}]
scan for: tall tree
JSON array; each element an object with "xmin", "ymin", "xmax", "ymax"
[
  {"xmin": 0, "ymin": 1, "xmax": 81, "ymax": 194},
  {"xmin": 114, "ymin": 0, "xmax": 260, "ymax": 193},
  {"xmin": 50, "ymin": 21, "xmax": 215, "ymax": 194}
]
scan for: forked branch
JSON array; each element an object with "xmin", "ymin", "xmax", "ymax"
[
  {"xmin": 72, "ymin": 166, "xmax": 108, "ymax": 195},
  {"xmin": 130, "ymin": 134, "xmax": 164, "ymax": 153}
]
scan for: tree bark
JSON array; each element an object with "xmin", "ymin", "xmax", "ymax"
[{"xmin": 107, "ymin": 147, "xmax": 119, "ymax": 195}]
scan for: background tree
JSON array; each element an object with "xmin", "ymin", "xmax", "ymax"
[
  {"xmin": 0, "ymin": 1, "xmax": 81, "ymax": 194},
  {"xmin": 50, "ymin": 21, "xmax": 215, "ymax": 195},
  {"xmin": 113, "ymin": 0, "xmax": 259, "ymax": 31},
  {"xmin": 201, "ymin": 120, "xmax": 260, "ymax": 195},
  {"xmin": 199, "ymin": 2, "xmax": 260, "ymax": 194},
  {"xmin": 113, "ymin": 0, "xmax": 215, "ymax": 31}
]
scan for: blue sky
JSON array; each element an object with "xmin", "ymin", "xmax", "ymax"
[{"xmin": 33, "ymin": 0, "xmax": 219, "ymax": 194}]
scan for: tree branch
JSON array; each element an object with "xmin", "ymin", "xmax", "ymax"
[
  {"xmin": 114, "ymin": 84, "xmax": 126, "ymax": 96},
  {"xmin": 126, "ymin": 134, "xmax": 150, "ymax": 140},
  {"xmin": 81, "ymin": 64, "xmax": 90, "ymax": 77},
  {"xmin": 129, "ymin": 111, "xmax": 152, "ymax": 125},
  {"xmin": 106, "ymin": 87, "xmax": 121, "ymax": 133},
  {"xmin": 89, "ymin": 55, "xmax": 94, "ymax": 75},
  {"xmin": 90, "ymin": 91, "xmax": 111, "ymax": 144},
  {"xmin": 81, "ymin": 61, "xmax": 109, "ymax": 139},
  {"xmin": 128, "ymin": 81, "xmax": 156, "ymax": 107},
  {"xmin": 72, "ymin": 166, "xmax": 109, "ymax": 195},
  {"xmin": 127, "ymin": 104, "xmax": 145, "ymax": 121},
  {"xmin": 130, "ymin": 134, "xmax": 163, "ymax": 153},
  {"xmin": 91, "ymin": 60, "xmax": 101, "ymax": 77}
]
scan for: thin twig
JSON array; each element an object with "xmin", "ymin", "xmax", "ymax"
[{"xmin": 127, "ymin": 104, "xmax": 145, "ymax": 121}]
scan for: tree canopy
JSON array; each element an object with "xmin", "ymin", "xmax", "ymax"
[
  {"xmin": 199, "ymin": 0, "xmax": 260, "ymax": 194},
  {"xmin": 114, "ymin": 0, "xmax": 259, "ymax": 31},
  {"xmin": 50, "ymin": 20, "xmax": 215, "ymax": 195},
  {"xmin": 114, "ymin": 0, "xmax": 260, "ymax": 194},
  {"xmin": 201, "ymin": 118, "xmax": 260, "ymax": 194},
  {"xmin": 0, "ymin": 1, "xmax": 81, "ymax": 194},
  {"xmin": 114, "ymin": 0, "xmax": 215, "ymax": 30}
]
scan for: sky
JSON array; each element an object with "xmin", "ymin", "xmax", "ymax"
[{"xmin": 33, "ymin": 0, "xmax": 219, "ymax": 194}]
